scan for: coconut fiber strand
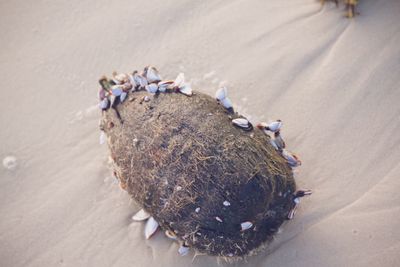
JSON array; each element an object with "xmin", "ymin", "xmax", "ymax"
[{"xmin": 100, "ymin": 90, "xmax": 296, "ymax": 257}]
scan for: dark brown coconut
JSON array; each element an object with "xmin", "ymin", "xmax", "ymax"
[{"xmin": 100, "ymin": 90, "xmax": 296, "ymax": 257}]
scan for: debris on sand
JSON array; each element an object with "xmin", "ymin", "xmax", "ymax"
[
  {"xmin": 3, "ymin": 156, "xmax": 17, "ymax": 170},
  {"xmin": 98, "ymin": 66, "xmax": 311, "ymax": 258}
]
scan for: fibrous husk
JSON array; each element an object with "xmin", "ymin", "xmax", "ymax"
[{"xmin": 100, "ymin": 90, "xmax": 296, "ymax": 257}]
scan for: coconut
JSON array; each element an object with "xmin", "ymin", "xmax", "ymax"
[{"xmin": 100, "ymin": 90, "xmax": 296, "ymax": 257}]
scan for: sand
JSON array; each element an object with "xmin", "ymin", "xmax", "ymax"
[{"xmin": 0, "ymin": 0, "xmax": 399, "ymax": 266}]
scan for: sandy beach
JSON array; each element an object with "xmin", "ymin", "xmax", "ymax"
[{"xmin": 1, "ymin": 0, "xmax": 400, "ymax": 266}]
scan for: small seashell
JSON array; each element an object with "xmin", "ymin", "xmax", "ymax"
[
  {"xmin": 128, "ymin": 74, "xmax": 138, "ymax": 88},
  {"xmin": 273, "ymin": 132, "xmax": 285, "ymax": 150},
  {"xmin": 287, "ymin": 206, "xmax": 297, "ymax": 220},
  {"xmin": 173, "ymin": 73, "xmax": 185, "ymax": 88},
  {"xmin": 223, "ymin": 201, "xmax": 231, "ymax": 206},
  {"xmin": 145, "ymin": 217, "xmax": 159, "ymax": 239},
  {"xmin": 232, "ymin": 118, "xmax": 253, "ymax": 131},
  {"xmin": 215, "ymin": 86, "xmax": 227, "ymax": 101},
  {"xmin": 122, "ymin": 82, "xmax": 132, "ymax": 91},
  {"xmin": 145, "ymin": 83, "xmax": 159, "ymax": 94},
  {"xmin": 178, "ymin": 245, "xmax": 190, "ymax": 256},
  {"xmin": 195, "ymin": 207, "xmax": 200, "ymax": 213},
  {"xmin": 298, "ymin": 189, "xmax": 312, "ymax": 196},
  {"xmin": 158, "ymin": 80, "xmax": 173, "ymax": 92},
  {"xmin": 133, "ymin": 72, "xmax": 148, "ymax": 88},
  {"xmin": 179, "ymin": 84, "xmax": 193, "ymax": 96},
  {"xmin": 176, "ymin": 186, "xmax": 182, "ymax": 191},
  {"xmin": 267, "ymin": 120, "xmax": 282, "ymax": 133},
  {"xmin": 3, "ymin": 156, "xmax": 17, "ymax": 170},
  {"xmin": 215, "ymin": 216, "xmax": 223, "ymax": 222},
  {"xmin": 165, "ymin": 230, "xmax": 177, "ymax": 240},
  {"xmin": 294, "ymin": 197, "xmax": 300, "ymax": 204},
  {"xmin": 232, "ymin": 118, "xmax": 249, "ymax": 128},
  {"xmin": 99, "ymin": 98, "xmax": 109, "ymax": 110},
  {"xmin": 220, "ymin": 97, "xmax": 233, "ymax": 109},
  {"xmin": 240, "ymin": 221, "xmax": 253, "ymax": 231},
  {"xmin": 132, "ymin": 209, "xmax": 151, "ymax": 221},
  {"xmin": 109, "ymin": 95, "xmax": 117, "ymax": 107},
  {"xmin": 282, "ymin": 150, "xmax": 302, "ymax": 167},
  {"xmin": 144, "ymin": 96, "xmax": 150, "ymax": 102},
  {"xmin": 144, "ymin": 66, "xmax": 162, "ymax": 83},
  {"xmin": 120, "ymin": 92, "xmax": 128, "ymax": 103},
  {"xmin": 111, "ymin": 86, "xmax": 123, "ymax": 96},
  {"xmin": 158, "ymin": 85, "xmax": 167, "ymax": 93}
]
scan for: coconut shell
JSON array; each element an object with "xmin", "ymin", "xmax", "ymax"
[{"xmin": 100, "ymin": 90, "xmax": 296, "ymax": 257}]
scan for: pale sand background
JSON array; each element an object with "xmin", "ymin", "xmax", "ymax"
[{"xmin": 1, "ymin": 0, "xmax": 400, "ymax": 266}]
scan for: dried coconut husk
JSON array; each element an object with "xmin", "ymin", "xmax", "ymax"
[{"xmin": 100, "ymin": 90, "xmax": 296, "ymax": 257}]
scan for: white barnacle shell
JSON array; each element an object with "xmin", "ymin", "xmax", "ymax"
[
  {"xmin": 120, "ymin": 91, "xmax": 128, "ymax": 103},
  {"xmin": 270, "ymin": 139, "xmax": 279, "ymax": 150},
  {"xmin": 267, "ymin": 120, "xmax": 282, "ymax": 132},
  {"xmin": 179, "ymin": 84, "xmax": 193, "ymax": 96},
  {"xmin": 240, "ymin": 221, "xmax": 253, "ymax": 231},
  {"xmin": 215, "ymin": 86, "xmax": 227, "ymax": 101},
  {"xmin": 273, "ymin": 133, "xmax": 285, "ymax": 150},
  {"xmin": 145, "ymin": 83, "xmax": 159, "ymax": 94},
  {"xmin": 158, "ymin": 80, "xmax": 174, "ymax": 92},
  {"xmin": 232, "ymin": 118, "xmax": 250, "ymax": 129},
  {"xmin": 128, "ymin": 74, "xmax": 138, "ymax": 88},
  {"xmin": 145, "ymin": 217, "xmax": 159, "ymax": 239},
  {"xmin": 145, "ymin": 66, "xmax": 162, "ymax": 83},
  {"xmin": 223, "ymin": 201, "xmax": 231, "ymax": 206},
  {"xmin": 111, "ymin": 85, "xmax": 123, "ymax": 96},
  {"xmin": 132, "ymin": 209, "xmax": 151, "ymax": 221},
  {"xmin": 173, "ymin": 73, "xmax": 185, "ymax": 88},
  {"xmin": 282, "ymin": 150, "xmax": 302, "ymax": 167},
  {"xmin": 287, "ymin": 206, "xmax": 297, "ymax": 220},
  {"xmin": 195, "ymin": 207, "xmax": 200, "ymax": 213},
  {"xmin": 220, "ymin": 97, "xmax": 233, "ymax": 109},
  {"xmin": 133, "ymin": 73, "xmax": 148, "ymax": 88},
  {"xmin": 178, "ymin": 245, "xmax": 190, "ymax": 256},
  {"xmin": 215, "ymin": 216, "xmax": 223, "ymax": 222},
  {"xmin": 99, "ymin": 98, "xmax": 109, "ymax": 110}
]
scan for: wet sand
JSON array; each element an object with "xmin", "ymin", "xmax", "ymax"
[{"xmin": 1, "ymin": 0, "xmax": 400, "ymax": 266}]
